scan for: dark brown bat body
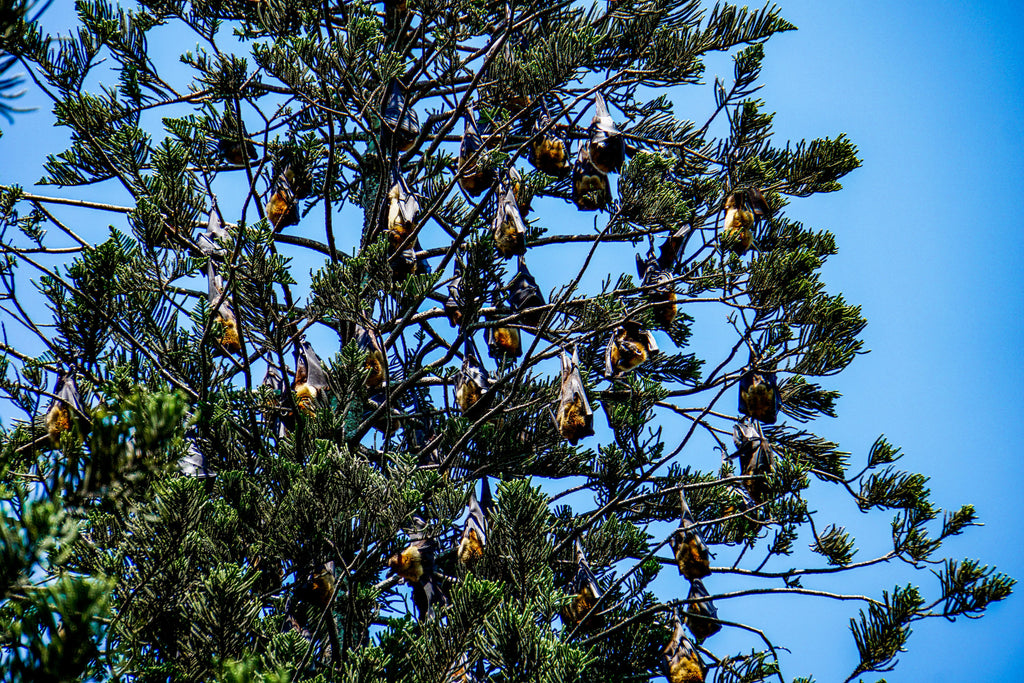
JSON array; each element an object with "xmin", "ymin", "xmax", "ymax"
[
  {"xmin": 218, "ymin": 139, "xmax": 256, "ymax": 166},
  {"xmin": 488, "ymin": 325, "xmax": 521, "ymax": 359},
  {"xmin": 671, "ymin": 529, "xmax": 711, "ymax": 580},
  {"xmin": 556, "ymin": 394, "xmax": 590, "ymax": 445},
  {"xmin": 493, "ymin": 183, "xmax": 527, "ymax": 257},
  {"xmin": 653, "ymin": 289, "xmax": 677, "ymax": 326},
  {"xmin": 685, "ymin": 578, "xmax": 721, "ymax": 641},
  {"xmin": 740, "ymin": 375, "xmax": 776, "ymax": 423},
  {"xmin": 387, "ymin": 184, "xmax": 416, "ymax": 249},
  {"xmin": 722, "ymin": 193, "xmax": 754, "ymax": 255},
  {"xmin": 572, "ymin": 143, "xmax": 611, "ymax": 211},
  {"xmin": 382, "ymin": 79, "xmax": 419, "ymax": 151},
  {"xmin": 458, "ymin": 109, "xmax": 494, "ymax": 196},
  {"xmin": 562, "ymin": 584, "xmax": 604, "ymax": 631},
  {"xmin": 455, "ymin": 380, "xmax": 482, "ymax": 414},
  {"xmin": 588, "ymin": 92, "xmax": 625, "ymax": 174},
  {"xmin": 530, "ymin": 134, "xmax": 569, "ymax": 177}
]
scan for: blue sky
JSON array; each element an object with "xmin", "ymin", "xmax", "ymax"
[{"xmin": 1, "ymin": 1, "xmax": 1021, "ymax": 681}]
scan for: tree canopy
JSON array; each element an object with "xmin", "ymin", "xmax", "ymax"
[{"xmin": 0, "ymin": 1, "xmax": 1013, "ymax": 681}]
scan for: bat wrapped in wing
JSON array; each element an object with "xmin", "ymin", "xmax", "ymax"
[
  {"xmin": 685, "ymin": 578, "xmax": 721, "ymax": 641},
  {"xmin": 266, "ymin": 169, "xmax": 299, "ymax": 231},
  {"xmin": 458, "ymin": 107, "xmax": 495, "ymax": 196},
  {"xmin": 454, "ymin": 339, "xmax": 492, "ymax": 417},
  {"xmin": 561, "ymin": 539, "xmax": 604, "ymax": 631},
  {"xmin": 492, "ymin": 178, "xmax": 527, "ymax": 257},
  {"xmin": 551, "ymin": 346, "xmax": 594, "ymax": 445},
  {"xmin": 528, "ymin": 107, "xmax": 570, "ymax": 178},
  {"xmin": 216, "ymin": 107, "xmax": 256, "ymax": 166},
  {"xmin": 195, "ymin": 198, "xmax": 230, "ymax": 258},
  {"xmin": 662, "ymin": 608, "xmax": 705, "ymax": 683},
  {"xmin": 261, "ymin": 363, "xmax": 291, "ymax": 437},
  {"xmin": 382, "ymin": 168, "xmax": 420, "ymax": 253},
  {"xmin": 738, "ymin": 368, "xmax": 780, "ymax": 424},
  {"xmin": 507, "ymin": 256, "xmax": 545, "ymax": 328},
  {"xmin": 458, "ymin": 476, "xmax": 492, "ymax": 566},
  {"xmin": 733, "ymin": 420, "xmax": 775, "ymax": 502},
  {"xmin": 721, "ymin": 192, "xmax": 754, "ymax": 255},
  {"xmin": 45, "ymin": 371, "xmax": 84, "ymax": 447},
  {"xmin": 486, "ymin": 308, "xmax": 522, "ymax": 361},
  {"xmin": 588, "ymin": 92, "xmax": 625, "ymax": 174},
  {"xmin": 669, "ymin": 491, "xmax": 710, "ymax": 580},
  {"xmin": 636, "ymin": 250, "xmax": 677, "ymax": 326},
  {"xmin": 294, "ymin": 338, "xmax": 329, "ymax": 416},
  {"xmin": 445, "ymin": 259, "xmax": 466, "ymax": 328},
  {"xmin": 382, "ymin": 78, "xmax": 420, "ymax": 152},
  {"xmin": 206, "ymin": 261, "xmax": 241, "ymax": 356},
  {"xmin": 177, "ymin": 433, "xmax": 216, "ymax": 479},
  {"xmin": 354, "ymin": 325, "xmax": 387, "ymax": 391},
  {"xmin": 571, "ymin": 142, "xmax": 611, "ymax": 211}
]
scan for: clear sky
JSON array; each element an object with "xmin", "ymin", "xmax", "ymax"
[{"xmin": 0, "ymin": 1, "xmax": 1021, "ymax": 681}]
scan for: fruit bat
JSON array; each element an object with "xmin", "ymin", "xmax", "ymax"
[
  {"xmin": 733, "ymin": 421, "xmax": 775, "ymax": 502},
  {"xmin": 412, "ymin": 573, "xmax": 445, "ymax": 621},
  {"xmin": 662, "ymin": 608, "xmax": 705, "ymax": 683},
  {"xmin": 507, "ymin": 166, "xmax": 533, "ymax": 216},
  {"xmin": 454, "ymin": 339, "xmax": 492, "ymax": 416},
  {"xmin": 390, "ymin": 238, "xmax": 431, "ymax": 281},
  {"xmin": 445, "ymin": 259, "xmax": 465, "ymax": 328},
  {"xmin": 266, "ymin": 170, "xmax": 299, "ymax": 231},
  {"xmin": 206, "ymin": 261, "xmax": 241, "ymax": 356},
  {"xmin": 507, "ymin": 256, "xmax": 545, "ymax": 327},
  {"xmin": 294, "ymin": 338, "xmax": 329, "ymax": 416},
  {"xmin": 458, "ymin": 476, "xmax": 492, "ymax": 566},
  {"xmin": 685, "ymin": 578, "xmax": 721, "ymax": 641},
  {"xmin": 486, "ymin": 311, "xmax": 522, "ymax": 360},
  {"xmin": 658, "ymin": 224, "xmax": 693, "ymax": 271},
  {"xmin": 588, "ymin": 92, "xmax": 625, "ymax": 174},
  {"xmin": 528, "ymin": 109, "xmax": 570, "ymax": 177},
  {"xmin": 216, "ymin": 108, "xmax": 256, "ymax": 166},
  {"xmin": 45, "ymin": 371, "xmax": 83, "ymax": 447},
  {"xmin": 604, "ymin": 321, "xmax": 659, "ymax": 378},
  {"xmin": 738, "ymin": 369, "xmax": 780, "ymax": 424},
  {"xmin": 669, "ymin": 491, "xmax": 710, "ymax": 580},
  {"xmin": 458, "ymin": 107, "xmax": 495, "ymax": 196},
  {"xmin": 562, "ymin": 540, "xmax": 604, "ymax": 632},
  {"xmin": 262, "ymin": 363, "xmax": 291, "ymax": 437},
  {"xmin": 177, "ymin": 436, "xmax": 216, "ymax": 478},
  {"xmin": 551, "ymin": 346, "xmax": 594, "ymax": 445},
  {"xmin": 721, "ymin": 192, "xmax": 754, "ymax": 255},
  {"xmin": 195, "ymin": 198, "xmax": 230, "ymax": 258},
  {"xmin": 492, "ymin": 180, "xmax": 527, "ymax": 257},
  {"xmin": 283, "ymin": 561, "xmax": 336, "ymax": 643},
  {"xmin": 636, "ymin": 251, "xmax": 677, "ymax": 326},
  {"xmin": 382, "ymin": 78, "xmax": 419, "ymax": 152},
  {"xmin": 355, "ymin": 325, "xmax": 387, "ymax": 391},
  {"xmin": 572, "ymin": 143, "xmax": 611, "ymax": 211},
  {"xmin": 383, "ymin": 169, "xmax": 420, "ymax": 253},
  {"xmin": 390, "ymin": 523, "xmax": 445, "ymax": 620},
  {"xmin": 745, "ymin": 186, "xmax": 772, "ymax": 219}
]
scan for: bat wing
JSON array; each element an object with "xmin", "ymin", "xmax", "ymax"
[
  {"xmin": 603, "ymin": 329, "xmax": 616, "ymax": 378},
  {"xmin": 178, "ymin": 437, "xmax": 215, "ymax": 478},
  {"xmin": 573, "ymin": 540, "xmax": 603, "ymax": 599},
  {"xmin": 55, "ymin": 373, "xmax": 84, "ymax": 413},
  {"xmin": 591, "ymin": 92, "xmax": 618, "ymax": 136},
  {"xmin": 463, "ymin": 485, "xmax": 487, "ymax": 544},
  {"xmin": 298, "ymin": 339, "xmax": 329, "ymax": 389},
  {"xmin": 567, "ymin": 347, "xmax": 593, "ymax": 416}
]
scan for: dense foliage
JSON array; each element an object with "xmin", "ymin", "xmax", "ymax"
[{"xmin": 0, "ymin": 0, "xmax": 1012, "ymax": 681}]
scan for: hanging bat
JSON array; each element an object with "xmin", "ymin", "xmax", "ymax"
[
  {"xmin": 492, "ymin": 179, "xmax": 527, "ymax": 257},
  {"xmin": 45, "ymin": 371, "xmax": 84, "ymax": 447},
  {"xmin": 685, "ymin": 578, "xmax": 721, "ymax": 641},
  {"xmin": 354, "ymin": 325, "xmax": 387, "ymax": 391},
  {"xmin": 508, "ymin": 166, "xmax": 533, "ymax": 216},
  {"xmin": 528, "ymin": 108, "xmax": 570, "ymax": 177},
  {"xmin": 412, "ymin": 573, "xmax": 445, "ymax": 621},
  {"xmin": 507, "ymin": 256, "xmax": 545, "ymax": 327},
  {"xmin": 551, "ymin": 346, "xmax": 594, "ymax": 445},
  {"xmin": 588, "ymin": 92, "xmax": 624, "ymax": 174},
  {"xmin": 206, "ymin": 261, "xmax": 241, "ymax": 356},
  {"xmin": 604, "ymin": 321, "xmax": 659, "ymax": 378},
  {"xmin": 572, "ymin": 143, "xmax": 611, "ymax": 211},
  {"xmin": 390, "ymin": 238, "xmax": 430, "ymax": 281},
  {"xmin": 266, "ymin": 170, "xmax": 299, "ymax": 231},
  {"xmin": 458, "ymin": 476, "xmax": 492, "ymax": 566},
  {"xmin": 382, "ymin": 78, "xmax": 420, "ymax": 152},
  {"xmin": 721, "ymin": 192, "xmax": 754, "ymax": 255},
  {"xmin": 561, "ymin": 539, "xmax": 604, "ymax": 631},
  {"xmin": 745, "ymin": 186, "xmax": 772, "ymax": 218},
  {"xmin": 458, "ymin": 107, "xmax": 495, "ymax": 196},
  {"xmin": 445, "ymin": 259, "xmax": 465, "ymax": 328},
  {"xmin": 733, "ymin": 421, "xmax": 775, "ymax": 502},
  {"xmin": 658, "ymin": 223, "xmax": 693, "ymax": 271},
  {"xmin": 662, "ymin": 608, "xmax": 705, "ymax": 683},
  {"xmin": 283, "ymin": 561, "xmax": 338, "ymax": 652},
  {"xmin": 383, "ymin": 169, "xmax": 420, "ymax": 253},
  {"xmin": 738, "ymin": 369, "xmax": 780, "ymax": 424},
  {"xmin": 669, "ymin": 491, "xmax": 710, "ymax": 580},
  {"xmin": 195, "ymin": 198, "xmax": 230, "ymax": 258},
  {"xmin": 294, "ymin": 338, "xmax": 329, "ymax": 416},
  {"xmin": 389, "ymin": 536, "xmax": 437, "ymax": 583},
  {"xmin": 177, "ymin": 436, "xmax": 216, "ymax": 478},
  {"xmin": 454, "ymin": 339, "xmax": 492, "ymax": 416},
  {"xmin": 636, "ymin": 251, "xmax": 677, "ymax": 326},
  {"xmin": 216, "ymin": 107, "xmax": 256, "ymax": 166},
  {"xmin": 486, "ymin": 313, "xmax": 522, "ymax": 360}
]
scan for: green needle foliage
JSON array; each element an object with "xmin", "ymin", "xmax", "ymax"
[{"xmin": 0, "ymin": 1, "xmax": 1013, "ymax": 682}]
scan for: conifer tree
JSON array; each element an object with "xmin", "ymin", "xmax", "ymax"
[{"xmin": 0, "ymin": 1, "xmax": 1013, "ymax": 681}]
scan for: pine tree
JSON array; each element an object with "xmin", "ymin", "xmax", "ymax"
[{"xmin": 0, "ymin": 1, "xmax": 1013, "ymax": 681}]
